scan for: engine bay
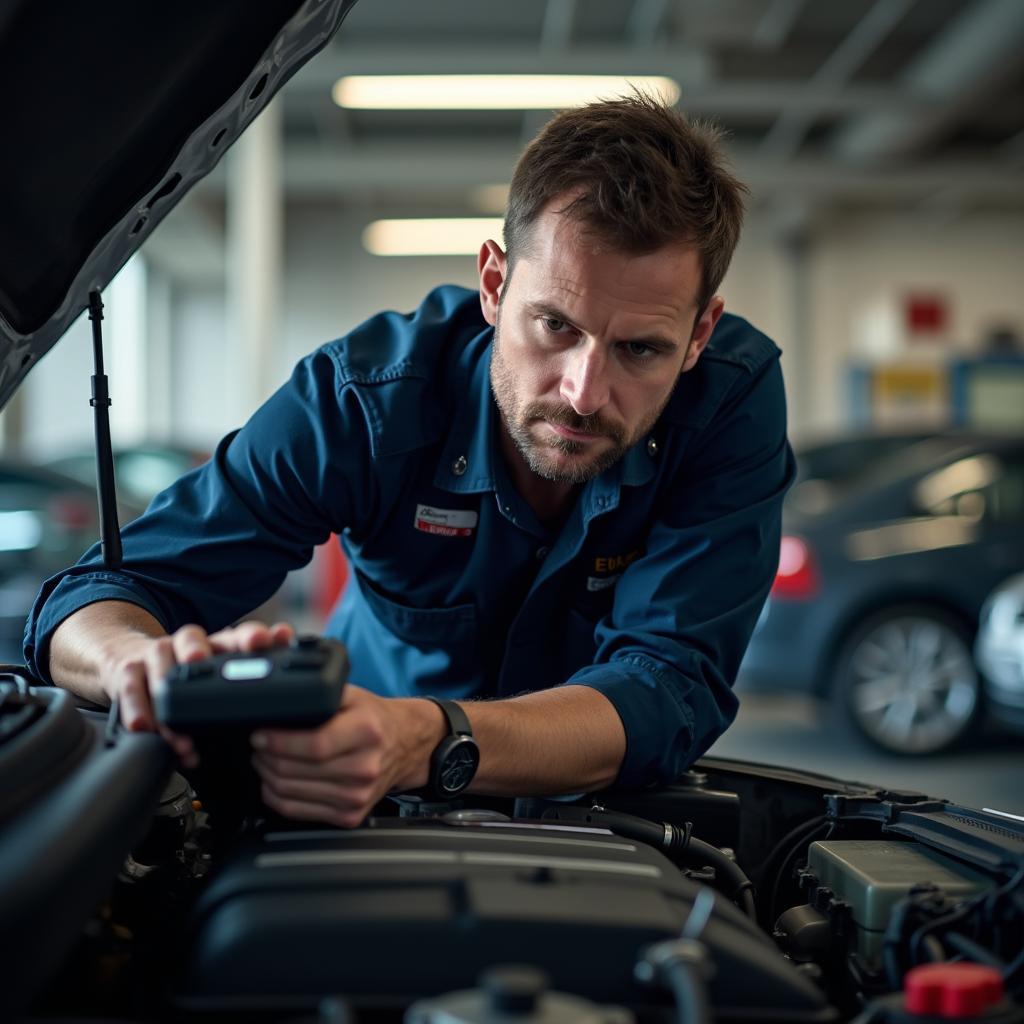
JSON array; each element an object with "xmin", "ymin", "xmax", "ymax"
[{"xmin": 3, "ymin": 678, "xmax": 1023, "ymax": 1023}]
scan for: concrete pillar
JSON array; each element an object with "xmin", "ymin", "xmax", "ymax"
[
  {"xmin": 771, "ymin": 201, "xmax": 813, "ymax": 439},
  {"xmin": 145, "ymin": 269, "xmax": 174, "ymax": 440},
  {"xmin": 108, "ymin": 254, "xmax": 148, "ymax": 445},
  {"xmin": 226, "ymin": 98, "xmax": 283, "ymax": 426}
]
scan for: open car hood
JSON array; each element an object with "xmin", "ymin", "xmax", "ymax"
[{"xmin": 0, "ymin": 0, "xmax": 357, "ymax": 412}]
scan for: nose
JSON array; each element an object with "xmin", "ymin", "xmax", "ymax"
[{"xmin": 559, "ymin": 342, "xmax": 609, "ymax": 417}]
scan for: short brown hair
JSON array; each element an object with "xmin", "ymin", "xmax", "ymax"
[{"xmin": 504, "ymin": 93, "xmax": 748, "ymax": 313}]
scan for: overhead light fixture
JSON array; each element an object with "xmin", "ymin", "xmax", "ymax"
[
  {"xmin": 333, "ymin": 75, "xmax": 680, "ymax": 110},
  {"xmin": 363, "ymin": 218, "xmax": 505, "ymax": 257}
]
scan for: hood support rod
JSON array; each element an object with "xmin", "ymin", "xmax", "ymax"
[{"xmin": 87, "ymin": 291, "xmax": 123, "ymax": 570}]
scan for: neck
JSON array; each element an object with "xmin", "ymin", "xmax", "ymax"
[{"xmin": 498, "ymin": 423, "xmax": 578, "ymax": 525}]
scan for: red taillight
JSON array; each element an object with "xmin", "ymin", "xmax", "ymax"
[{"xmin": 771, "ymin": 535, "xmax": 819, "ymax": 599}]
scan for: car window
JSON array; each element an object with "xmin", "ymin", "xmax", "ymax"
[
  {"xmin": 916, "ymin": 452, "xmax": 1024, "ymax": 524},
  {"xmin": 117, "ymin": 452, "xmax": 193, "ymax": 500},
  {"xmin": 796, "ymin": 434, "xmax": 932, "ymax": 484},
  {"xmin": 788, "ymin": 436, "xmax": 973, "ymax": 516}
]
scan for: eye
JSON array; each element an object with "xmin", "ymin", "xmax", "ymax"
[
  {"xmin": 542, "ymin": 317, "xmax": 570, "ymax": 334},
  {"xmin": 623, "ymin": 341, "xmax": 657, "ymax": 360}
]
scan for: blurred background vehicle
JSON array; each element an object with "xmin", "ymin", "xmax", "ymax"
[
  {"xmin": 42, "ymin": 443, "xmax": 345, "ymax": 636},
  {"xmin": 975, "ymin": 571, "xmax": 1024, "ymax": 737},
  {"xmin": 0, "ymin": 461, "xmax": 146, "ymax": 662},
  {"xmin": 43, "ymin": 443, "xmax": 210, "ymax": 510},
  {"xmin": 738, "ymin": 431, "xmax": 1024, "ymax": 756}
]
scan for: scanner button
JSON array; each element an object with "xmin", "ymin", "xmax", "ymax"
[{"xmin": 221, "ymin": 657, "xmax": 273, "ymax": 681}]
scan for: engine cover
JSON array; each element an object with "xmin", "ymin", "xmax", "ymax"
[{"xmin": 174, "ymin": 817, "xmax": 833, "ymax": 1020}]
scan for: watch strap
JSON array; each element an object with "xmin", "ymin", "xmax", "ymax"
[{"xmin": 425, "ymin": 697, "xmax": 473, "ymax": 738}]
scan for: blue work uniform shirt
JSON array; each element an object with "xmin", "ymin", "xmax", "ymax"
[{"xmin": 24, "ymin": 285, "xmax": 795, "ymax": 789}]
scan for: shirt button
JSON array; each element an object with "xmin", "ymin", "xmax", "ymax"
[
  {"xmin": 503, "ymin": 503, "xmax": 512, "ymax": 514},
  {"xmin": 647, "ymin": 437, "xmax": 658, "ymax": 457},
  {"xmin": 535, "ymin": 546, "xmax": 549, "ymax": 561},
  {"xmin": 451, "ymin": 455, "xmax": 468, "ymax": 476}
]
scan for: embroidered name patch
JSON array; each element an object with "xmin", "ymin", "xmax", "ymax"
[{"xmin": 414, "ymin": 504, "xmax": 478, "ymax": 537}]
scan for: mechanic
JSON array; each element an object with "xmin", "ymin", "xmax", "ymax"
[{"xmin": 24, "ymin": 94, "xmax": 794, "ymax": 827}]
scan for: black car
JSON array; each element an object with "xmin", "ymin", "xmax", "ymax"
[
  {"xmin": 740, "ymin": 433, "xmax": 1024, "ymax": 755},
  {"xmin": 1, "ymin": 4, "xmax": 1022, "ymax": 1024},
  {"xmin": 0, "ymin": 460, "xmax": 144, "ymax": 662}
]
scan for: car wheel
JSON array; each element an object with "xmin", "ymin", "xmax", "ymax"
[{"xmin": 835, "ymin": 605, "xmax": 982, "ymax": 755}]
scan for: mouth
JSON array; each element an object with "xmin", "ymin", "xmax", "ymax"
[{"xmin": 544, "ymin": 421, "xmax": 605, "ymax": 443}]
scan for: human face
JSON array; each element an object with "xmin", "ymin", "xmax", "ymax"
[{"xmin": 480, "ymin": 203, "xmax": 723, "ymax": 485}]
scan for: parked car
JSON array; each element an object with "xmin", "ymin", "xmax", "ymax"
[
  {"xmin": 0, "ymin": 460, "xmax": 145, "ymax": 661},
  {"xmin": 739, "ymin": 432, "xmax": 1024, "ymax": 755},
  {"xmin": 43, "ymin": 443, "xmax": 210, "ymax": 509},
  {"xmin": 45, "ymin": 442, "xmax": 345, "ymax": 630},
  {"xmin": 975, "ymin": 571, "xmax": 1024, "ymax": 736}
]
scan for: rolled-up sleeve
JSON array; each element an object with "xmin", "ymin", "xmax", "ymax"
[
  {"xmin": 566, "ymin": 355, "xmax": 795, "ymax": 788},
  {"xmin": 23, "ymin": 349, "xmax": 371, "ymax": 682}
]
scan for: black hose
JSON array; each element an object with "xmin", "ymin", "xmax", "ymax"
[
  {"xmin": 576, "ymin": 806, "xmax": 758, "ymax": 923},
  {"xmin": 767, "ymin": 817, "xmax": 833, "ymax": 924}
]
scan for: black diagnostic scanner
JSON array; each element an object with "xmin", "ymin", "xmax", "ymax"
[{"xmin": 155, "ymin": 636, "xmax": 349, "ymax": 734}]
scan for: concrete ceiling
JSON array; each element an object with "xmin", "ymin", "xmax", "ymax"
[{"xmin": 160, "ymin": 0, "xmax": 1024, "ymax": 277}]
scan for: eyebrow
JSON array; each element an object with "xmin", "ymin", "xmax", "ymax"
[{"xmin": 525, "ymin": 301, "xmax": 681, "ymax": 351}]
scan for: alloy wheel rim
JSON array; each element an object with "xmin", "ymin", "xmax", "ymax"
[{"xmin": 848, "ymin": 616, "xmax": 979, "ymax": 753}]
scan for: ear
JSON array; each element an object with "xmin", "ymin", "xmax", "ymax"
[
  {"xmin": 681, "ymin": 296, "xmax": 725, "ymax": 373},
  {"xmin": 478, "ymin": 239, "xmax": 508, "ymax": 327}
]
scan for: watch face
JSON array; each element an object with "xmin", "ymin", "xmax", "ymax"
[{"xmin": 440, "ymin": 740, "xmax": 480, "ymax": 795}]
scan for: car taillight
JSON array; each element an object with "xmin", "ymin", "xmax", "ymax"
[{"xmin": 771, "ymin": 535, "xmax": 819, "ymax": 600}]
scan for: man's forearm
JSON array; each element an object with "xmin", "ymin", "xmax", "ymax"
[
  {"xmin": 462, "ymin": 685, "xmax": 626, "ymax": 796},
  {"xmin": 47, "ymin": 600, "xmax": 167, "ymax": 703}
]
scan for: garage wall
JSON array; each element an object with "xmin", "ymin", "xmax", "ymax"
[
  {"xmin": 11, "ymin": 205, "xmax": 1024, "ymax": 457},
  {"xmin": 726, "ymin": 209, "xmax": 1024, "ymax": 442}
]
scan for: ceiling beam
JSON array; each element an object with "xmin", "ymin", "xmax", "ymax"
[
  {"xmin": 540, "ymin": 0, "xmax": 577, "ymax": 50},
  {"xmin": 191, "ymin": 143, "xmax": 1024, "ymax": 204},
  {"xmin": 627, "ymin": 0, "xmax": 670, "ymax": 49},
  {"xmin": 752, "ymin": 0, "xmax": 807, "ymax": 50},
  {"xmin": 760, "ymin": 0, "xmax": 914, "ymax": 160},
  {"xmin": 832, "ymin": 0, "xmax": 1024, "ymax": 162}
]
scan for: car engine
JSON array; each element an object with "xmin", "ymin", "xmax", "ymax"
[{"xmin": 2, "ymin": 676, "xmax": 1023, "ymax": 1024}]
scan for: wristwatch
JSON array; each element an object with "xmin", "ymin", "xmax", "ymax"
[{"xmin": 423, "ymin": 697, "xmax": 480, "ymax": 800}]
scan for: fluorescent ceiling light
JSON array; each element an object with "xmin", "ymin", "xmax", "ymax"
[
  {"xmin": 334, "ymin": 75, "xmax": 680, "ymax": 110},
  {"xmin": 364, "ymin": 218, "xmax": 505, "ymax": 257}
]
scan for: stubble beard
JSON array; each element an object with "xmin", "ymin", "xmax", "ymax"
[{"xmin": 489, "ymin": 318, "xmax": 671, "ymax": 486}]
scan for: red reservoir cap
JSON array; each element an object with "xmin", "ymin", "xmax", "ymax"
[{"xmin": 905, "ymin": 963, "xmax": 1004, "ymax": 1018}]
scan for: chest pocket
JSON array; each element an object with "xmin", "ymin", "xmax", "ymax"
[{"xmin": 357, "ymin": 571, "xmax": 477, "ymax": 646}]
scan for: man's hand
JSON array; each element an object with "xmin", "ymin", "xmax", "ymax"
[
  {"xmin": 100, "ymin": 618, "xmax": 295, "ymax": 764},
  {"xmin": 251, "ymin": 686, "xmax": 444, "ymax": 828}
]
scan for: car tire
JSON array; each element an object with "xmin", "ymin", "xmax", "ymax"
[{"xmin": 833, "ymin": 604, "xmax": 982, "ymax": 756}]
